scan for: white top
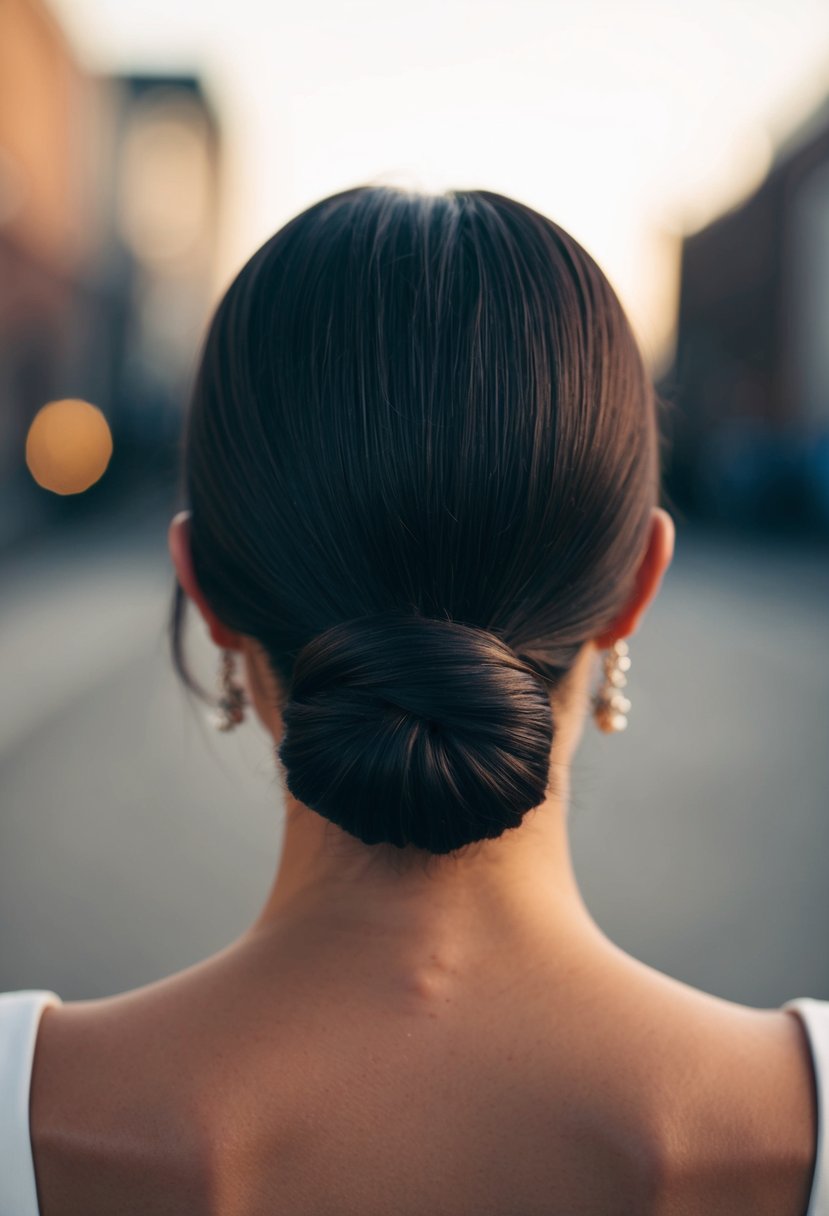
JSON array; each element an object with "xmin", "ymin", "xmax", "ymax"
[
  {"xmin": 0, "ymin": 988, "xmax": 827, "ymax": 1216},
  {"xmin": 785, "ymin": 997, "xmax": 829, "ymax": 1216},
  {"xmin": 0, "ymin": 990, "xmax": 62, "ymax": 1216}
]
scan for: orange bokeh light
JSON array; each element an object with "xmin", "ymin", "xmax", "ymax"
[{"xmin": 25, "ymin": 399, "xmax": 113, "ymax": 495}]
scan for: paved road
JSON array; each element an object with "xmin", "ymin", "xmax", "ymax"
[{"xmin": 1, "ymin": 507, "xmax": 827, "ymax": 1006}]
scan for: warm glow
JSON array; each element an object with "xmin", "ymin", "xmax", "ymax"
[
  {"xmin": 49, "ymin": 0, "xmax": 829, "ymax": 367},
  {"xmin": 116, "ymin": 94, "xmax": 212, "ymax": 266},
  {"xmin": 25, "ymin": 399, "xmax": 113, "ymax": 495}
]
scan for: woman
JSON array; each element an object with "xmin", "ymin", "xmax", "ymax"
[{"xmin": 1, "ymin": 186, "xmax": 826, "ymax": 1216}]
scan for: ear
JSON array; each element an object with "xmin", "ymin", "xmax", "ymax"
[
  {"xmin": 593, "ymin": 507, "xmax": 675, "ymax": 649},
  {"xmin": 168, "ymin": 511, "xmax": 243, "ymax": 651}
]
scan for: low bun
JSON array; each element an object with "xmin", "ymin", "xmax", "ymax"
[{"xmin": 277, "ymin": 612, "xmax": 555, "ymax": 855}]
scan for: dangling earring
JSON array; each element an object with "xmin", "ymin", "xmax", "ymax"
[
  {"xmin": 210, "ymin": 649, "xmax": 247, "ymax": 732},
  {"xmin": 592, "ymin": 638, "xmax": 631, "ymax": 733}
]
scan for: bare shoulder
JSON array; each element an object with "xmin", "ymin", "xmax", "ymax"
[
  {"xmin": 597, "ymin": 951, "xmax": 819, "ymax": 1216},
  {"xmin": 29, "ymin": 952, "xmax": 245, "ymax": 1216}
]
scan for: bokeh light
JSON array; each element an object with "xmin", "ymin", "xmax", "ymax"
[
  {"xmin": 116, "ymin": 93, "xmax": 213, "ymax": 267},
  {"xmin": 25, "ymin": 398, "xmax": 114, "ymax": 495}
]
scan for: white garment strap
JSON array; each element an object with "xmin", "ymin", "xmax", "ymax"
[
  {"xmin": 0, "ymin": 990, "xmax": 62, "ymax": 1216},
  {"xmin": 784, "ymin": 997, "xmax": 829, "ymax": 1216}
]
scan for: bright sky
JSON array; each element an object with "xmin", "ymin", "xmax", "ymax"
[{"xmin": 52, "ymin": 0, "xmax": 829, "ymax": 371}]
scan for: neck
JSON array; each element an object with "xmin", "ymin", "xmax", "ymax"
[{"xmin": 247, "ymin": 771, "xmax": 608, "ymax": 958}]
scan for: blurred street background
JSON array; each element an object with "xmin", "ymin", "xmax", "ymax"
[{"xmin": 1, "ymin": 0, "xmax": 828, "ymax": 1007}]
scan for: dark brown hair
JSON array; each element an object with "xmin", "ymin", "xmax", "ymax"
[{"xmin": 172, "ymin": 185, "xmax": 661, "ymax": 854}]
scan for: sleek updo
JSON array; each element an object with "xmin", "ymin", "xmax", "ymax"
[{"xmin": 172, "ymin": 186, "xmax": 661, "ymax": 855}]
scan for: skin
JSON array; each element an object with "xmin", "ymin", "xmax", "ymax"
[{"xmin": 28, "ymin": 506, "xmax": 818, "ymax": 1216}]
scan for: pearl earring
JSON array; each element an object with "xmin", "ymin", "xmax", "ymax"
[
  {"xmin": 592, "ymin": 639, "xmax": 631, "ymax": 733},
  {"xmin": 210, "ymin": 649, "xmax": 247, "ymax": 732}
]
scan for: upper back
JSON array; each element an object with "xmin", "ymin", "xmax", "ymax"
[{"xmin": 11, "ymin": 934, "xmax": 826, "ymax": 1216}]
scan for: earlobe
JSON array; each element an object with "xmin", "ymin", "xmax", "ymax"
[{"xmin": 168, "ymin": 511, "xmax": 242, "ymax": 651}]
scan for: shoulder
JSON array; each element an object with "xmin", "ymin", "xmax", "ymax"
[
  {"xmin": 640, "ymin": 986, "xmax": 822, "ymax": 1216},
  {"xmin": 28, "ymin": 977, "xmax": 219, "ymax": 1216},
  {"xmin": 576, "ymin": 947, "xmax": 821, "ymax": 1216}
]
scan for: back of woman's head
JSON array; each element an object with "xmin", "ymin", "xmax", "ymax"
[{"xmin": 173, "ymin": 185, "xmax": 661, "ymax": 855}]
